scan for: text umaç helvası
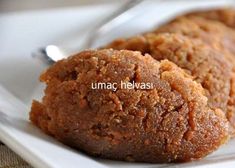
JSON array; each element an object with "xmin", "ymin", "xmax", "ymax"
[{"xmin": 91, "ymin": 81, "xmax": 153, "ymax": 91}]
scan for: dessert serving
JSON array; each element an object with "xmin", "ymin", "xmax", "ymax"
[
  {"xmin": 185, "ymin": 8, "xmax": 235, "ymax": 29},
  {"xmin": 105, "ymin": 10, "xmax": 235, "ymax": 137},
  {"xmin": 30, "ymin": 8, "xmax": 235, "ymax": 163}
]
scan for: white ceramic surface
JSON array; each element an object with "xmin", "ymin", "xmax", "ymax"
[{"xmin": 1, "ymin": 0, "xmax": 235, "ymax": 167}]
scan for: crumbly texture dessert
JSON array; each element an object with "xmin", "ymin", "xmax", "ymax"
[
  {"xmin": 104, "ymin": 16, "xmax": 235, "ymax": 64},
  {"xmin": 155, "ymin": 16, "xmax": 235, "ymax": 136},
  {"xmin": 155, "ymin": 16, "xmax": 235, "ymax": 57},
  {"xmin": 104, "ymin": 15, "xmax": 235, "ymax": 136},
  {"xmin": 30, "ymin": 49, "xmax": 229, "ymax": 163},
  {"xmin": 103, "ymin": 33, "xmax": 232, "ymax": 109},
  {"xmin": 150, "ymin": 34, "xmax": 232, "ymax": 113},
  {"xmin": 185, "ymin": 8, "xmax": 235, "ymax": 29}
]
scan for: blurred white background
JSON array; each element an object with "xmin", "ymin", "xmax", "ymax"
[{"xmin": 0, "ymin": 0, "xmax": 126, "ymax": 13}]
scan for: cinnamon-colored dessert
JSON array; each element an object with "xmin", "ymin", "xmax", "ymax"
[
  {"xmin": 185, "ymin": 8, "xmax": 235, "ymax": 29},
  {"xmin": 30, "ymin": 49, "xmax": 229, "ymax": 163},
  {"xmin": 104, "ymin": 16, "xmax": 235, "ymax": 136},
  {"xmin": 155, "ymin": 16, "xmax": 235, "ymax": 136},
  {"xmin": 155, "ymin": 16, "xmax": 235, "ymax": 57}
]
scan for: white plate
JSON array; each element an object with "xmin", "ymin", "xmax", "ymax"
[{"xmin": 1, "ymin": 0, "xmax": 235, "ymax": 167}]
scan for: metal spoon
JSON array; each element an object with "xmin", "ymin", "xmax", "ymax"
[{"xmin": 34, "ymin": 0, "xmax": 144, "ymax": 64}]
